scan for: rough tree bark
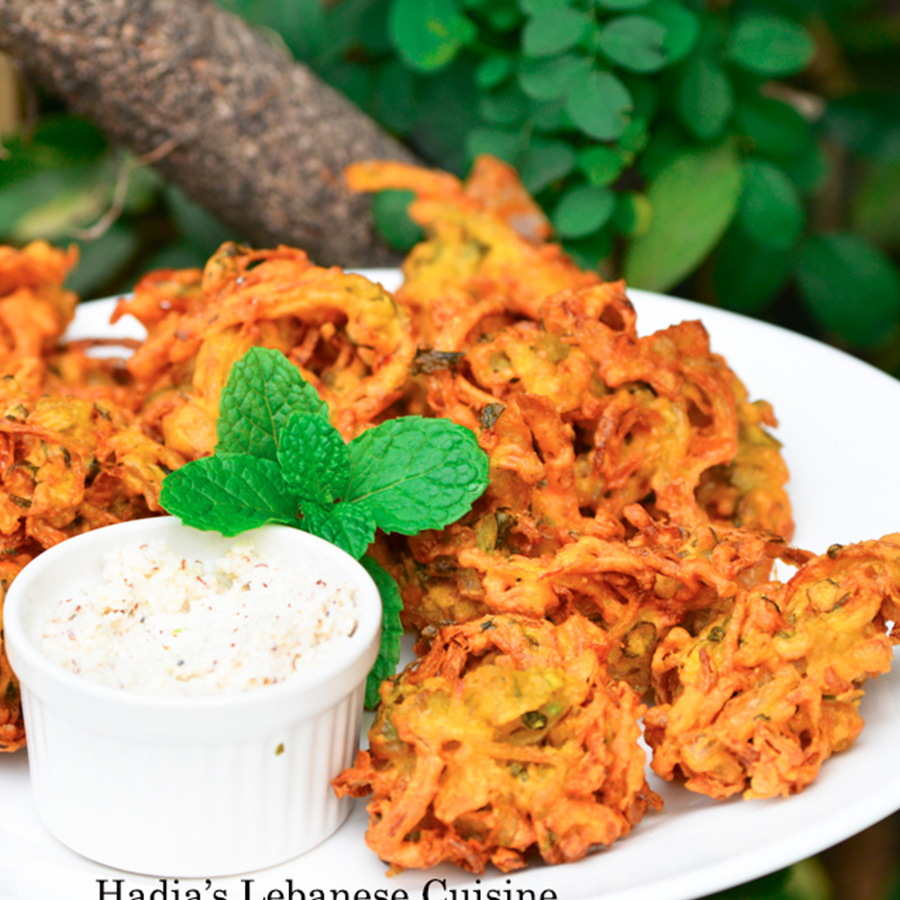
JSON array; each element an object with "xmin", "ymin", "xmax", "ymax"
[{"xmin": 0, "ymin": 0, "xmax": 420, "ymax": 266}]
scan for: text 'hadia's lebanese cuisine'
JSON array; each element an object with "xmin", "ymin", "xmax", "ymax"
[{"xmin": 2, "ymin": 156, "xmax": 900, "ymax": 875}]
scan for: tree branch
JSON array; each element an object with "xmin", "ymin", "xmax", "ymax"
[{"xmin": 0, "ymin": 0, "xmax": 419, "ymax": 266}]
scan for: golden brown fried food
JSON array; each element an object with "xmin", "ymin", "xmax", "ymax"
[
  {"xmin": 0, "ymin": 242, "xmax": 78, "ymax": 363},
  {"xmin": 644, "ymin": 535, "xmax": 900, "ymax": 799},
  {"xmin": 117, "ymin": 243, "xmax": 416, "ymax": 458},
  {"xmin": 371, "ymin": 260, "xmax": 792, "ymax": 643},
  {"xmin": 1, "ymin": 560, "xmax": 27, "ymax": 751},
  {"xmin": 334, "ymin": 613, "xmax": 660, "ymax": 874},
  {"xmin": 346, "ymin": 156, "xmax": 601, "ymax": 347},
  {"xmin": 0, "ymin": 244, "xmax": 188, "ymax": 751},
  {"xmin": 0, "ymin": 378, "xmax": 185, "ymax": 550},
  {"xmin": 425, "ymin": 286, "xmax": 792, "ymax": 536}
]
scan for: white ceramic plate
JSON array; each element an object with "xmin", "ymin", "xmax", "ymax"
[{"xmin": 3, "ymin": 274, "xmax": 900, "ymax": 900}]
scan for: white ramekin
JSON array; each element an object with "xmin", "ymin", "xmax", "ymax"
[{"xmin": 3, "ymin": 517, "xmax": 381, "ymax": 877}]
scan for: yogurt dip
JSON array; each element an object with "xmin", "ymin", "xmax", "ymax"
[{"xmin": 40, "ymin": 539, "xmax": 359, "ymax": 696}]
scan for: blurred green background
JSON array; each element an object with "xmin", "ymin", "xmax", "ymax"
[
  {"xmin": 1, "ymin": 2, "xmax": 899, "ymax": 895},
  {"xmin": 1, "ymin": 0, "xmax": 899, "ymax": 371}
]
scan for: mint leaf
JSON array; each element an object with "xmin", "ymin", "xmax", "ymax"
[
  {"xmin": 345, "ymin": 417, "xmax": 489, "ymax": 535},
  {"xmin": 277, "ymin": 412, "xmax": 350, "ymax": 503},
  {"xmin": 216, "ymin": 347, "xmax": 327, "ymax": 461},
  {"xmin": 160, "ymin": 454, "xmax": 299, "ymax": 535},
  {"xmin": 360, "ymin": 555, "xmax": 404, "ymax": 710},
  {"xmin": 297, "ymin": 501, "xmax": 377, "ymax": 560}
]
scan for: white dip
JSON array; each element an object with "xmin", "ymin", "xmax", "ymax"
[{"xmin": 40, "ymin": 540, "xmax": 359, "ymax": 696}]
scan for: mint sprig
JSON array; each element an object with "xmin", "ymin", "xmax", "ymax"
[{"xmin": 159, "ymin": 347, "xmax": 490, "ymax": 708}]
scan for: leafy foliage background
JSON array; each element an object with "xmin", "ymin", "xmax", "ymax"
[{"xmin": 1, "ymin": 0, "xmax": 899, "ymax": 371}]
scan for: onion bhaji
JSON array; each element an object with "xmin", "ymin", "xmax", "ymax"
[
  {"xmin": 2, "ymin": 156, "xmax": 899, "ymax": 880},
  {"xmin": 645, "ymin": 535, "xmax": 900, "ymax": 799},
  {"xmin": 115, "ymin": 242, "xmax": 416, "ymax": 459},
  {"xmin": 0, "ymin": 242, "xmax": 184, "ymax": 751},
  {"xmin": 334, "ymin": 614, "xmax": 661, "ymax": 874}
]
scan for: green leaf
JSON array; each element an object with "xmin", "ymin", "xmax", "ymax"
[
  {"xmin": 796, "ymin": 234, "xmax": 900, "ymax": 348},
  {"xmin": 552, "ymin": 184, "xmax": 616, "ymax": 238},
  {"xmin": 346, "ymin": 417, "xmax": 489, "ymax": 535},
  {"xmin": 165, "ymin": 185, "xmax": 235, "ymax": 255},
  {"xmin": 780, "ymin": 140, "xmax": 830, "ymax": 195},
  {"xmin": 566, "ymin": 70, "xmax": 633, "ymax": 140},
  {"xmin": 388, "ymin": 0, "xmax": 476, "ymax": 72},
  {"xmin": 373, "ymin": 61, "xmax": 419, "ymax": 135},
  {"xmin": 645, "ymin": 0, "xmax": 699, "ymax": 63},
  {"xmin": 520, "ymin": 0, "xmax": 576, "ymax": 13},
  {"xmin": 678, "ymin": 57, "xmax": 734, "ymax": 141},
  {"xmin": 65, "ymin": 223, "xmax": 142, "ymax": 300},
  {"xmin": 478, "ymin": 83, "xmax": 530, "ymax": 125},
  {"xmin": 612, "ymin": 191, "xmax": 653, "ymax": 237},
  {"xmin": 734, "ymin": 94, "xmax": 813, "ymax": 161},
  {"xmin": 277, "ymin": 413, "xmax": 351, "ymax": 504},
  {"xmin": 727, "ymin": 14, "xmax": 815, "ymax": 77},
  {"xmin": 216, "ymin": 347, "xmax": 328, "ymax": 462},
  {"xmin": 597, "ymin": 16, "xmax": 670, "ymax": 73},
  {"xmin": 476, "ymin": 53, "xmax": 515, "ymax": 89},
  {"xmin": 713, "ymin": 225, "xmax": 792, "ymax": 314},
  {"xmin": 737, "ymin": 160, "xmax": 805, "ymax": 250},
  {"xmin": 852, "ymin": 160, "xmax": 900, "ymax": 251},
  {"xmin": 0, "ymin": 164, "xmax": 108, "ymax": 243},
  {"xmin": 638, "ymin": 122, "xmax": 691, "ymax": 179},
  {"xmin": 578, "ymin": 145, "xmax": 629, "ymax": 187},
  {"xmin": 227, "ymin": 0, "xmax": 326, "ymax": 59},
  {"xmin": 517, "ymin": 53, "xmax": 592, "ymax": 101},
  {"xmin": 0, "ymin": 114, "xmax": 107, "ymax": 188},
  {"xmin": 564, "ymin": 227, "xmax": 614, "ymax": 269},
  {"xmin": 465, "ymin": 126, "xmax": 524, "ymax": 165},
  {"xmin": 618, "ymin": 115, "xmax": 650, "ymax": 153},
  {"xmin": 531, "ymin": 98, "xmax": 573, "ymax": 132},
  {"xmin": 372, "ymin": 189, "xmax": 424, "ymax": 251},
  {"xmin": 360, "ymin": 555, "xmax": 404, "ymax": 710},
  {"xmin": 522, "ymin": 7, "xmax": 590, "ymax": 57},
  {"xmin": 624, "ymin": 143, "xmax": 743, "ymax": 291},
  {"xmin": 519, "ymin": 0, "xmax": 575, "ymax": 16},
  {"xmin": 480, "ymin": 1, "xmax": 523, "ymax": 31},
  {"xmin": 520, "ymin": 141, "xmax": 578, "ymax": 194},
  {"xmin": 297, "ymin": 501, "xmax": 377, "ymax": 560},
  {"xmin": 823, "ymin": 93, "xmax": 900, "ymax": 163},
  {"xmin": 596, "ymin": 0, "xmax": 652, "ymax": 11},
  {"xmin": 415, "ymin": 57, "xmax": 482, "ymax": 172},
  {"xmin": 160, "ymin": 455, "xmax": 300, "ymax": 536},
  {"xmin": 122, "ymin": 161, "xmax": 164, "ymax": 216}
]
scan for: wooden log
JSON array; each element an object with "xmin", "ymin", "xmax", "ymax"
[{"xmin": 0, "ymin": 0, "xmax": 419, "ymax": 266}]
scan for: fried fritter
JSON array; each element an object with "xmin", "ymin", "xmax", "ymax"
[
  {"xmin": 0, "ymin": 243, "xmax": 186, "ymax": 751},
  {"xmin": 116, "ymin": 243, "xmax": 416, "ymax": 458},
  {"xmin": 346, "ymin": 156, "xmax": 600, "ymax": 347},
  {"xmin": 644, "ymin": 535, "xmax": 900, "ymax": 799},
  {"xmin": 334, "ymin": 613, "xmax": 660, "ymax": 874},
  {"xmin": 0, "ymin": 241, "xmax": 78, "ymax": 363}
]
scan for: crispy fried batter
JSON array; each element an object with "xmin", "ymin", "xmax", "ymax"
[
  {"xmin": 346, "ymin": 156, "xmax": 599, "ymax": 347},
  {"xmin": 117, "ymin": 243, "xmax": 416, "ymax": 457},
  {"xmin": 0, "ymin": 242, "xmax": 78, "ymax": 363},
  {"xmin": 334, "ymin": 614, "xmax": 660, "ymax": 874},
  {"xmin": 644, "ymin": 535, "xmax": 900, "ymax": 799},
  {"xmin": 0, "ymin": 243, "xmax": 186, "ymax": 751}
]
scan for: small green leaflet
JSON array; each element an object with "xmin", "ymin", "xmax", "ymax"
[
  {"xmin": 346, "ymin": 417, "xmax": 490, "ymax": 535},
  {"xmin": 160, "ymin": 454, "xmax": 299, "ymax": 536},
  {"xmin": 360, "ymin": 555, "xmax": 404, "ymax": 710},
  {"xmin": 297, "ymin": 501, "xmax": 377, "ymax": 562},
  {"xmin": 278, "ymin": 412, "xmax": 350, "ymax": 503},
  {"xmin": 216, "ymin": 347, "xmax": 327, "ymax": 461},
  {"xmin": 161, "ymin": 346, "xmax": 491, "ymax": 709}
]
